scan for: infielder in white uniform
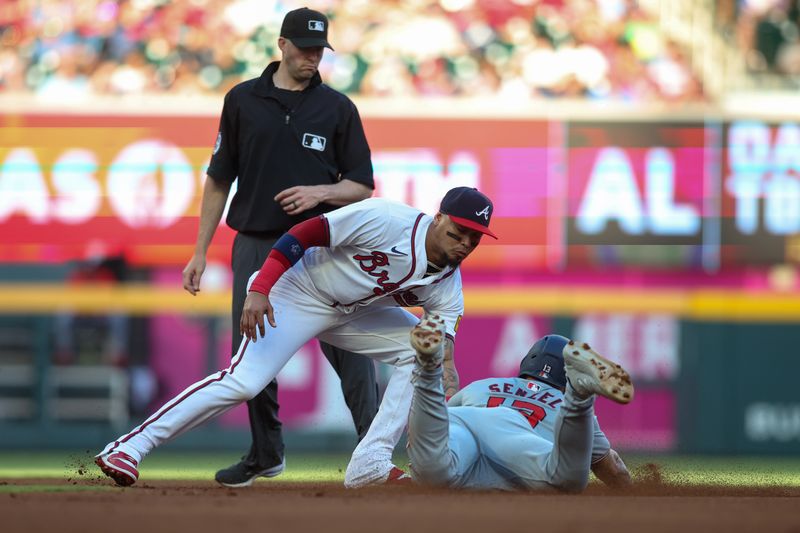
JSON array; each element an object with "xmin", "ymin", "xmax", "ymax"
[
  {"xmin": 95, "ymin": 187, "xmax": 497, "ymax": 488},
  {"xmin": 407, "ymin": 320, "xmax": 633, "ymax": 491}
]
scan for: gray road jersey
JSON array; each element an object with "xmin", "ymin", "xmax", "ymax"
[{"xmin": 444, "ymin": 377, "xmax": 611, "ymax": 489}]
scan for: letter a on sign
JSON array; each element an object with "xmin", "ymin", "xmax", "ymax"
[{"xmin": 576, "ymin": 147, "xmax": 644, "ymax": 235}]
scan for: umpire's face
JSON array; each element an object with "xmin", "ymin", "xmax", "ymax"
[{"xmin": 278, "ymin": 37, "xmax": 324, "ymax": 82}]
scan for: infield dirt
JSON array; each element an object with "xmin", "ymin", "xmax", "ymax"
[{"xmin": 2, "ymin": 476, "xmax": 799, "ymax": 533}]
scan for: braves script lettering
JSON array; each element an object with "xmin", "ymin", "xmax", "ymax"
[
  {"xmin": 393, "ymin": 289, "xmax": 422, "ymax": 307},
  {"xmin": 397, "ymin": 289, "xmax": 421, "ymax": 305},
  {"xmin": 353, "ymin": 251, "xmax": 400, "ymax": 295}
]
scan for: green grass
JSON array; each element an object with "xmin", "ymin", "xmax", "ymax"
[
  {"xmin": 0, "ymin": 451, "xmax": 353, "ymax": 482},
  {"xmin": 1, "ymin": 452, "xmax": 800, "ymax": 487}
]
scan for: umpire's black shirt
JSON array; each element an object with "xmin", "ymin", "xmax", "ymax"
[{"xmin": 206, "ymin": 61, "xmax": 374, "ymax": 234}]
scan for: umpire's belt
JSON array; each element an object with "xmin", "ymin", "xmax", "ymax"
[{"xmin": 238, "ymin": 229, "xmax": 285, "ymax": 240}]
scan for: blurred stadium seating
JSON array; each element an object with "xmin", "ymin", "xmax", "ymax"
[
  {"xmin": 726, "ymin": 0, "xmax": 800, "ymax": 84},
  {"xmin": 0, "ymin": 0, "xmax": 708, "ymax": 101}
]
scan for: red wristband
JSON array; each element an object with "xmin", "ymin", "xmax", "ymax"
[{"xmin": 249, "ymin": 253, "xmax": 291, "ymax": 295}]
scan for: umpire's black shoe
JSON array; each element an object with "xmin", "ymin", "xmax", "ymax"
[{"xmin": 215, "ymin": 458, "xmax": 285, "ymax": 488}]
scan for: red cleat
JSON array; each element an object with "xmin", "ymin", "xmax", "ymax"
[
  {"xmin": 384, "ymin": 466, "xmax": 413, "ymax": 486},
  {"xmin": 95, "ymin": 451, "xmax": 139, "ymax": 487}
]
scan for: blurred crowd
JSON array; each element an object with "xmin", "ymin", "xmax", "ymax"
[
  {"xmin": 724, "ymin": 0, "xmax": 800, "ymax": 78},
  {"xmin": 0, "ymin": 0, "xmax": 705, "ymax": 101}
]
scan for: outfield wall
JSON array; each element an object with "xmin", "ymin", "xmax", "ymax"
[{"xmin": 1, "ymin": 284, "xmax": 798, "ymax": 454}]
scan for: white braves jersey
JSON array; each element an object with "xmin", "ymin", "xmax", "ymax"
[
  {"xmin": 284, "ymin": 198, "xmax": 464, "ymax": 337},
  {"xmin": 448, "ymin": 377, "xmax": 610, "ymax": 464}
]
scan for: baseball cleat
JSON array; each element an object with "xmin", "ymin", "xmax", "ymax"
[
  {"xmin": 215, "ymin": 458, "xmax": 285, "ymax": 488},
  {"xmin": 563, "ymin": 340, "xmax": 634, "ymax": 404},
  {"xmin": 95, "ymin": 451, "xmax": 139, "ymax": 487},
  {"xmin": 383, "ymin": 466, "xmax": 413, "ymax": 486},
  {"xmin": 410, "ymin": 314, "xmax": 445, "ymax": 371}
]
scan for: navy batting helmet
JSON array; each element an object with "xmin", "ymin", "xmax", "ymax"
[{"xmin": 518, "ymin": 334, "xmax": 569, "ymax": 390}]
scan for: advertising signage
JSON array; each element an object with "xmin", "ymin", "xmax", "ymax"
[
  {"xmin": 1, "ymin": 113, "xmax": 799, "ymax": 270},
  {"xmin": 720, "ymin": 121, "xmax": 800, "ymax": 265},
  {"xmin": 0, "ymin": 113, "xmax": 558, "ymax": 270},
  {"xmin": 564, "ymin": 121, "xmax": 713, "ymax": 269}
]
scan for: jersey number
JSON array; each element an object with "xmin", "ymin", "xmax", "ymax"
[{"xmin": 486, "ymin": 396, "xmax": 547, "ymax": 429}]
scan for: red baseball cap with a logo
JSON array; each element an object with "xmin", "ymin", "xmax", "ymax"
[{"xmin": 439, "ymin": 187, "xmax": 498, "ymax": 239}]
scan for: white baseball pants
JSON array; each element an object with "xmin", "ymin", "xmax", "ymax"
[{"xmin": 101, "ymin": 270, "xmax": 419, "ymax": 486}]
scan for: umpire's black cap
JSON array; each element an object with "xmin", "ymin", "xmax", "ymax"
[{"xmin": 280, "ymin": 7, "xmax": 334, "ymax": 50}]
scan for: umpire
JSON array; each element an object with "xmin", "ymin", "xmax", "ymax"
[{"xmin": 182, "ymin": 7, "xmax": 379, "ymax": 488}]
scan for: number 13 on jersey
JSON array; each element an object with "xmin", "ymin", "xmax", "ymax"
[{"xmin": 486, "ymin": 396, "xmax": 547, "ymax": 429}]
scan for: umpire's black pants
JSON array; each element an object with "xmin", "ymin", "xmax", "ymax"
[{"xmin": 231, "ymin": 233, "xmax": 380, "ymax": 469}]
